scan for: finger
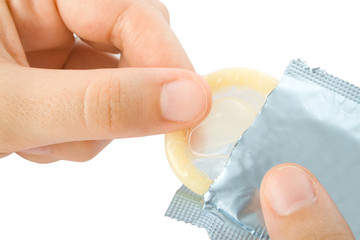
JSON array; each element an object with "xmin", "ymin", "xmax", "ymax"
[
  {"xmin": 17, "ymin": 140, "xmax": 111, "ymax": 163},
  {"xmin": 16, "ymin": 42, "xmax": 117, "ymax": 163},
  {"xmin": 6, "ymin": 0, "xmax": 74, "ymax": 53},
  {"xmin": 7, "ymin": 41, "xmax": 120, "ymax": 162},
  {"xmin": 56, "ymin": 0, "xmax": 192, "ymax": 69},
  {"xmin": 0, "ymin": 0, "xmax": 28, "ymax": 65},
  {"xmin": 0, "ymin": 153, "xmax": 11, "ymax": 159},
  {"xmin": 0, "ymin": 66, "xmax": 211, "ymax": 152},
  {"xmin": 260, "ymin": 163, "xmax": 355, "ymax": 240},
  {"xmin": 16, "ymin": 151, "xmax": 59, "ymax": 164},
  {"xmin": 7, "ymin": 0, "xmax": 192, "ymax": 69}
]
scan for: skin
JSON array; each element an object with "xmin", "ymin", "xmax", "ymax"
[
  {"xmin": 0, "ymin": 1, "xmax": 355, "ymax": 238},
  {"xmin": 260, "ymin": 163, "xmax": 355, "ymax": 239},
  {"xmin": 0, "ymin": 0, "xmax": 212, "ymax": 162}
]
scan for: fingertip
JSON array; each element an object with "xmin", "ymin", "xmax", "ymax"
[
  {"xmin": 260, "ymin": 163, "xmax": 355, "ymax": 240},
  {"xmin": 261, "ymin": 164, "xmax": 317, "ymax": 217},
  {"xmin": 260, "ymin": 163, "xmax": 315, "ymax": 200},
  {"xmin": 160, "ymin": 71, "xmax": 212, "ymax": 124}
]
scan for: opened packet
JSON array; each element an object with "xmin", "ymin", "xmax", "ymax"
[{"xmin": 165, "ymin": 59, "xmax": 359, "ymax": 239}]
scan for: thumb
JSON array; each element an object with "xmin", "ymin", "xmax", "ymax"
[
  {"xmin": 0, "ymin": 65, "xmax": 211, "ymax": 152},
  {"xmin": 260, "ymin": 163, "xmax": 355, "ymax": 240}
]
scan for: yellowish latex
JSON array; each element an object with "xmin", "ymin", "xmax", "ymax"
[{"xmin": 165, "ymin": 68, "xmax": 278, "ymax": 196}]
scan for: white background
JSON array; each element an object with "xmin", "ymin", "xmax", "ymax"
[{"xmin": 1, "ymin": 0, "xmax": 360, "ymax": 239}]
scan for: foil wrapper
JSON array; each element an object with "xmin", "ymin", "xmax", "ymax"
[{"xmin": 166, "ymin": 59, "xmax": 360, "ymax": 239}]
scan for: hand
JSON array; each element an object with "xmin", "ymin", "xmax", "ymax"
[
  {"xmin": 260, "ymin": 163, "xmax": 355, "ymax": 239},
  {"xmin": 0, "ymin": 0, "xmax": 211, "ymax": 163}
]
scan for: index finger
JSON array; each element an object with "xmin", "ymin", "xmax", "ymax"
[{"xmin": 56, "ymin": 0, "xmax": 194, "ymax": 69}]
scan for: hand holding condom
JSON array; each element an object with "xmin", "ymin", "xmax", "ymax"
[
  {"xmin": 0, "ymin": 0, "xmax": 211, "ymax": 162},
  {"xmin": 0, "ymin": 0, "xmax": 355, "ymax": 239}
]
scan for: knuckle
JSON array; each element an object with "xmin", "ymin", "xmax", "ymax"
[
  {"xmin": 110, "ymin": 0, "xmax": 170, "ymax": 48},
  {"xmin": 148, "ymin": 0, "xmax": 170, "ymax": 22},
  {"xmin": 83, "ymin": 72, "xmax": 134, "ymax": 138},
  {"xmin": 128, "ymin": 0, "xmax": 169, "ymax": 18},
  {"xmin": 111, "ymin": 1, "xmax": 154, "ymax": 50},
  {"xmin": 110, "ymin": 2, "xmax": 132, "ymax": 50},
  {"xmin": 83, "ymin": 77, "xmax": 113, "ymax": 136}
]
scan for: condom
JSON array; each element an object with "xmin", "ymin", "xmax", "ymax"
[
  {"xmin": 165, "ymin": 68, "xmax": 277, "ymax": 195},
  {"xmin": 166, "ymin": 60, "xmax": 360, "ymax": 239}
]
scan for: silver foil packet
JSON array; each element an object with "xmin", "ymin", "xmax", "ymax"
[{"xmin": 166, "ymin": 59, "xmax": 360, "ymax": 239}]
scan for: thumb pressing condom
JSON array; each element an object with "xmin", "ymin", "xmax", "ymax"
[{"xmin": 165, "ymin": 68, "xmax": 278, "ymax": 195}]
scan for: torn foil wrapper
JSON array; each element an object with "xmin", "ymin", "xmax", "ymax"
[{"xmin": 166, "ymin": 59, "xmax": 360, "ymax": 239}]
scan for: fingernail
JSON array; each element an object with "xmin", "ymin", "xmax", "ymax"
[
  {"xmin": 264, "ymin": 166, "xmax": 317, "ymax": 216},
  {"xmin": 161, "ymin": 79, "xmax": 208, "ymax": 122},
  {"xmin": 20, "ymin": 146, "xmax": 50, "ymax": 155}
]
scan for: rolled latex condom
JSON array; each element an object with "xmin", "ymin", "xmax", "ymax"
[{"xmin": 165, "ymin": 69, "xmax": 278, "ymax": 195}]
